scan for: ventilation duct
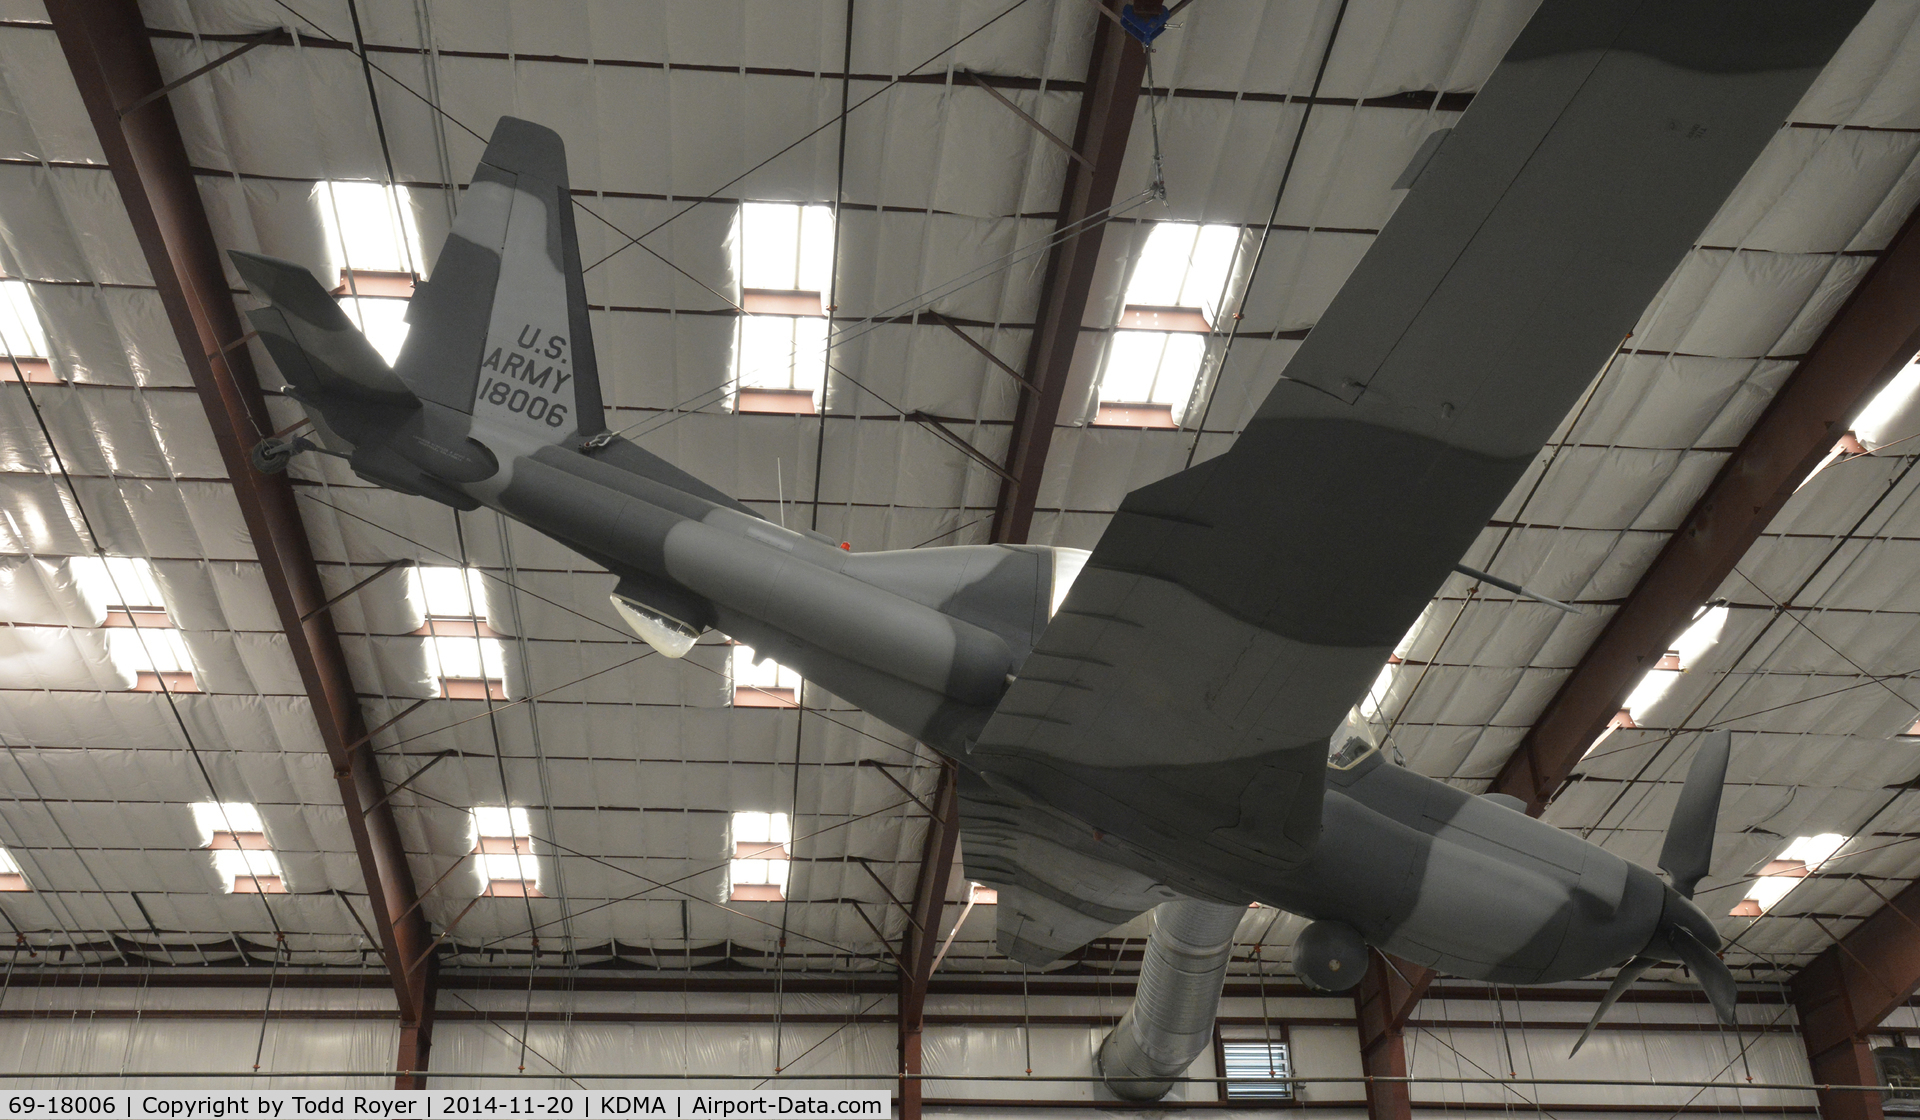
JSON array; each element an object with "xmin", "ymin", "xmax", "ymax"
[{"xmin": 1097, "ymin": 899, "xmax": 1246, "ymax": 1100}]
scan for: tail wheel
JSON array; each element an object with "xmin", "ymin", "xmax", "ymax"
[{"xmin": 250, "ymin": 436, "xmax": 299, "ymax": 474}]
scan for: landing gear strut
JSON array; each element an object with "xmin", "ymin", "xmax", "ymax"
[{"xmin": 250, "ymin": 434, "xmax": 343, "ymax": 474}]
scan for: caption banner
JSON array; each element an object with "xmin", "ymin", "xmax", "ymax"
[{"xmin": 3, "ymin": 1092, "xmax": 893, "ymax": 1120}]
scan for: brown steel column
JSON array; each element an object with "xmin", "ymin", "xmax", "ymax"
[
  {"xmin": 1789, "ymin": 880, "xmax": 1920, "ymax": 1120},
  {"xmin": 1353, "ymin": 952, "xmax": 1432, "ymax": 1120},
  {"xmin": 50, "ymin": 0, "xmax": 432, "ymax": 1022},
  {"xmin": 988, "ymin": 2, "xmax": 1155, "ymax": 544},
  {"xmin": 1489, "ymin": 200, "xmax": 1920, "ymax": 812},
  {"xmin": 898, "ymin": 764, "xmax": 960, "ymax": 1120},
  {"xmin": 395, "ymin": 956, "xmax": 439, "ymax": 1089}
]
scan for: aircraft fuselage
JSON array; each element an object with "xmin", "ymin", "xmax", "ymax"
[{"xmin": 442, "ymin": 431, "xmax": 1710, "ymax": 985}]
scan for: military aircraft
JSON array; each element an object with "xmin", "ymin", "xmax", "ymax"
[{"xmin": 231, "ymin": 0, "xmax": 1869, "ymax": 1066}]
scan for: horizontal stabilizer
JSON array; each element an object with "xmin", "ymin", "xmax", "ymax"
[{"xmin": 229, "ymin": 250, "xmax": 419, "ymax": 412}]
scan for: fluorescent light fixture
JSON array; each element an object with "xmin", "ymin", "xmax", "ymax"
[
  {"xmin": 317, "ymin": 181, "xmax": 422, "ymax": 277},
  {"xmin": 0, "ymin": 280, "xmax": 49, "ymax": 359}
]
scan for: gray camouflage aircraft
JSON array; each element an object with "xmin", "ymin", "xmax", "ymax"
[{"xmin": 233, "ymin": 0, "xmax": 1869, "ymax": 1058}]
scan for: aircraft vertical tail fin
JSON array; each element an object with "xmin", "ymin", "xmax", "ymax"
[{"xmin": 398, "ymin": 116, "xmax": 604, "ymax": 444}]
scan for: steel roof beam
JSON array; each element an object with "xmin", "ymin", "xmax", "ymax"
[
  {"xmin": 898, "ymin": 763, "xmax": 960, "ymax": 1120},
  {"xmin": 988, "ymin": 2, "xmax": 1155, "ymax": 544},
  {"xmin": 1354, "ymin": 952, "xmax": 1433, "ymax": 1120},
  {"xmin": 1791, "ymin": 881, "xmax": 1920, "ymax": 1120},
  {"xmin": 1490, "ymin": 201, "xmax": 1920, "ymax": 813},
  {"xmin": 49, "ymin": 0, "xmax": 432, "ymax": 1033}
]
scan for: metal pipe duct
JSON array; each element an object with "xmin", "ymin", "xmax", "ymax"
[{"xmin": 1097, "ymin": 899, "xmax": 1246, "ymax": 1100}]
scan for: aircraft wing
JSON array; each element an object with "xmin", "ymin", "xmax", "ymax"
[{"xmin": 969, "ymin": 2, "xmax": 1868, "ymax": 898}]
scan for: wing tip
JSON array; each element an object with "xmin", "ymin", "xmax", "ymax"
[
  {"xmin": 226, "ymin": 250, "xmax": 341, "ymax": 327},
  {"xmin": 483, "ymin": 116, "xmax": 568, "ymax": 181}
]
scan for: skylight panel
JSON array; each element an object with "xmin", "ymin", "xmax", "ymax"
[
  {"xmin": 731, "ymin": 643, "xmax": 801, "ymax": 707},
  {"xmin": 70, "ymin": 555, "xmax": 165, "ymax": 614},
  {"xmin": 1347, "ymin": 616, "xmax": 1427, "ymax": 731},
  {"xmin": 733, "ymin": 810, "xmax": 792, "ymax": 847},
  {"xmin": 0, "ymin": 280, "xmax": 49, "ymax": 359},
  {"xmin": 735, "ymin": 313, "xmax": 829, "ymax": 410},
  {"xmin": 1095, "ymin": 222, "xmax": 1243, "ymax": 428},
  {"xmin": 409, "ymin": 566, "xmax": 506, "ymax": 699},
  {"xmin": 1124, "ymin": 223, "xmax": 1241, "ymax": 321},
  {"xmin": 424, "ymin": 632, "xmax": 506, "ymax": 699},
  {"xmin": 0, "ymin": 846, "xmax": 27, "ymax": 891},
  {"xmin": 1622, "ymin": 605, "xmax": 1729, "ymax": 723},
  {"xmin": 317, "ymin": 181, "xmax": 422, "ymax": 277},
  {"xmin": 738, "ymin": 202, "xmax": 834, "ymax": 294},
  {"xmin": 318, "ymin": 182, "xmax": 420, "ymax": 367},
  {"xmin": 1357, "ymin": 662, "xmax": 1396, "ymax": 721},
  {"xmin": 732, "ymin": 202, "xmax": 834, "ymax": 414},
  {"xmin": 1732, "ymin": 832, "xmax": 1845, "ymax": 916},
  {"xmin": 1100, "ymin": 331, "xmax": 1206, "ymax": 407},
  {"xmin": 472, "ymin": 805, "xmax": 540, "ymax": 896},
  {"xmin": 191, "ymin": 802, "xmax": 285, "ymax": 893},
  {"xmin": 191, "ymin": 800, "xmax": 263, "ymax": 841},
  {"xmin": 106, "ymin": 627, "xmax": 192, "ymax": 674},
  {"xmin": 1853, "ymin": 359, "xmax": 1920, "ymax": 451},
  {"xmin": 69, "ymin": 556, "xmax": 198, "ymax": 691},
  {"xmin": 729, "ymin": 810, "xmax": 791, "ymax": 901},
  {"xmin": 339, "ymin": 296, "xmax": 410, "ymax": 366},
  {"xmin": 412, "ymin": 566, "xmax": 488, "ymax": 619}
]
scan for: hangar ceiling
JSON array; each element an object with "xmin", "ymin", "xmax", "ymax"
[{"xmin": 0, "ymin": 0, "xmax": 1918, "ymax": 1003}]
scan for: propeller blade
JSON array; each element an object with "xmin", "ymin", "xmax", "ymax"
[
  {"xmin": 1659, "ymin": 729, "xmax": 1731, "ymax": 899},
  {"xmin": 1667, "ymin": 924, "xmax": 1738, "ymax": 1026},
  {"xmin": 1570, "ymin": 955, "xmax": 1657, "ymax": 1057}
]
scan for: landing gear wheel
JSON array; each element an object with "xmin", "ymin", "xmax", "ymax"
[{"xmin": 251, "ymin": 436, "xmax": 299, "ymax": 474}]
